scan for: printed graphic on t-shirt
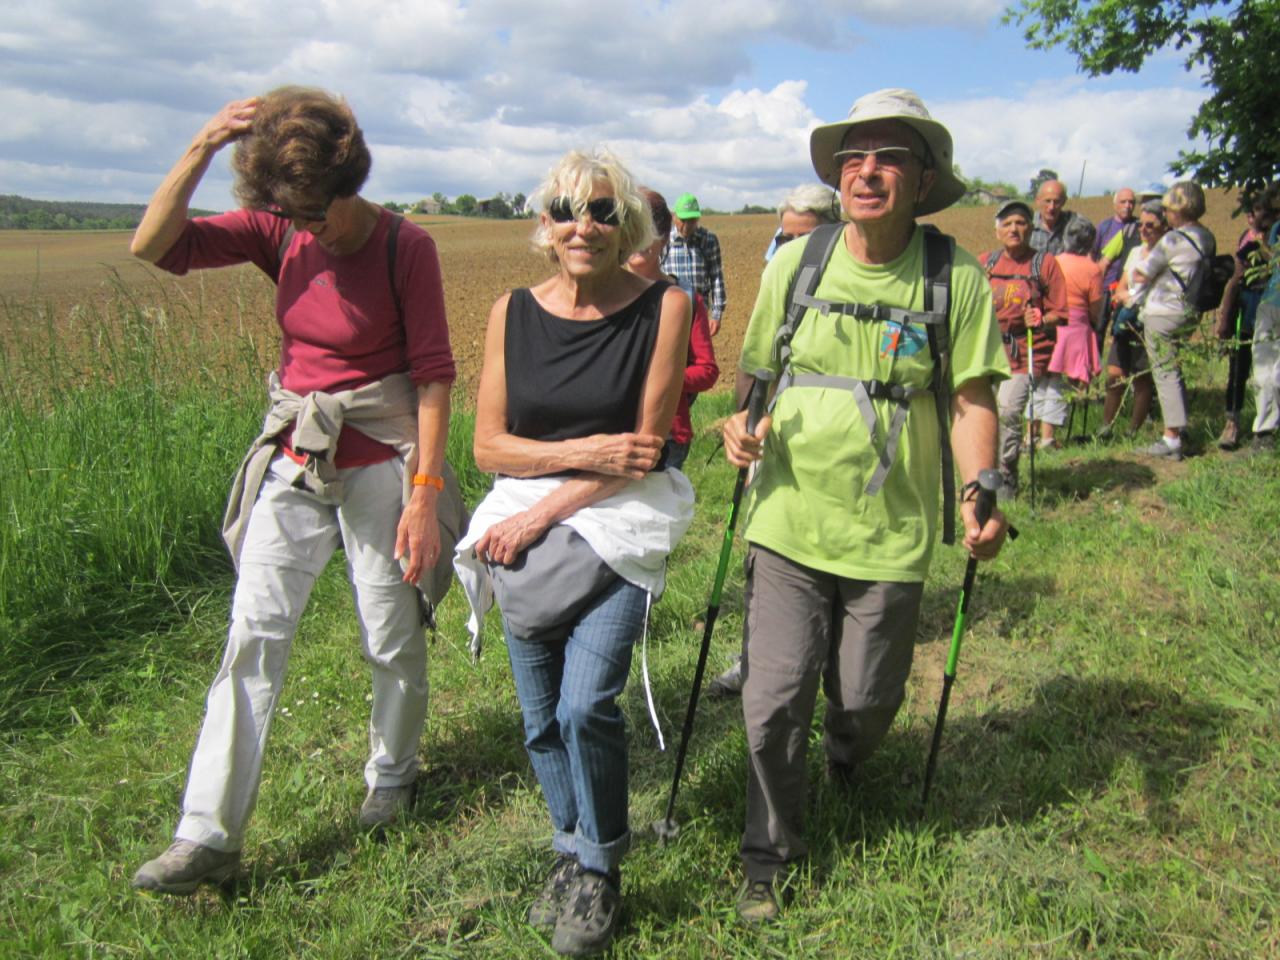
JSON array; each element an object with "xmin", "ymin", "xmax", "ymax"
[{"xmin": 879, "ymin": 319, "xmax": 928, "ymax": 359}]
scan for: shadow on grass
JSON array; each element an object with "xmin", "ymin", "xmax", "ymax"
[
  {"xmin": 1031, "ymin": 456, "xmax": 1158, "ymax": 509},
  {"xmin": 638, "ymin": 668, "xmax": 1229, "ymax": 912},
  {"xmin": 229, "ymin": 698, "xmax": 529, "ymax": 899}
]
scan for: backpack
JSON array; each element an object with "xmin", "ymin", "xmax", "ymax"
[
  {"xmin": 1172, "ymin": 228, "xmax": 1233, "ymax": 313},
  {"xmin": 983, "ymin": 249, "xmax": 1048, "ymax": 304},
  {"xmin": 771, "ymin": 222, "xmax": 961, "ymax": 545}
]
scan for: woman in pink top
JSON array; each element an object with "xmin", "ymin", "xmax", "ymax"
[
  {"xmin": 1047, "ymin": 217, "xmax": 1103, "ymax": 444},
  {"xmin": 128, "ymin": 88, "xmax": 455, "ymax": 894}
]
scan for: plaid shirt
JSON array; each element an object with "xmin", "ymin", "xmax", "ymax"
[{"xmin": 661, "ymin": 226, "xmax": 726, "ymax": 320}]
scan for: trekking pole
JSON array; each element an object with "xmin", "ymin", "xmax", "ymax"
[
  {"xmin": 654, "ymin": 368, "xmax": 773, "ymax": 843},
  {"xmin": 920, "ymin": 468, "xmax": 1005, "ymax": 809},
  {"xmin": 1026, "ymin": 328, "xmax": 1036, "ymax": 512}
]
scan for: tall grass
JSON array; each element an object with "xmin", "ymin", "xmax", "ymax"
[{"xmin": 2, "ymin": 282, "xmax": 1278, "ymax": 957}]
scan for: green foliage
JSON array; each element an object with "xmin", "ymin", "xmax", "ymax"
[
  {"xmin": 453, "ymin": 193, "xmax": 478, "ymax": 217},
  {"xmin": 1006, "ymin": 0, "xmax": 1280, "ymax": 196}
]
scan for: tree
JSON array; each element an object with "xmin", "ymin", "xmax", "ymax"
[
  {"xmin": 454, "ymin": 194, "xmax": 477, "ymax": 217},
  {"xmin": 1029, "ymin": 168, "xmax": 1059, "ymax": 199},
  {"xmin": 1006, "ymin": 0, "xmax": 1280, "ymax": 198}
]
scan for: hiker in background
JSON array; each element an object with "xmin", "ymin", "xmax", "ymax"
[
  {"xmin": 662, "ymin": 193, "xmax": 727, "ymax": 335},
  {"xmin": 1133, "ymin": 181, "xmax": 1216, "ymax": 461},
  {"xmin": 1246, "ymin": 185, "xmax": 1280, "ymax": 454},
  {"xmin": 1099, "ymin": 200, "xmax": 1163, "ymax": 438},
  {"xmin": 1048, "ymin": 218, "xmax": 1104, "ymax": 444},
  {"xmin": 129, "ymin": 87, "xmax": 459, "ymax": 893},
  {"xmin": 980, "ymin": 199, "xmax": 1068, "ymax": 495},
  {"xmin": 1094, "ymin": 187, "xmax": 1140, "ymax": 349},
  {"xmin": 1030, "ymin": 179, "xmax": 1091, "ymax": 256},
  {"xmin": 1214, "ymin": 186, "xmax": 1279, "ymax": 450},
  {"xmin": 707, "ymin": 182, "xmax": 838, "ymax": 701},
  {"xmin": 722, "ymin": 88, "xmax": 1009, "ymax": 922},
  {"xmin": 458, "ymin": 149, "xmax": 693, "ymax": 955},
  {"xmin": 629, "ymin": 187, "xmax": 719, "ymax": 470},
  {"xmin": 763, "ymin": 184, "xmax": 840, "ymax": 263}
]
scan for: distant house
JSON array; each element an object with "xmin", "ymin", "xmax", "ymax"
[
  {"xmin": 415, "ymin": 197, "xmax": 443, "ymax": 215},
  {"xmin": 969, "ymin": 187, "xmax": 1015, "ymax": 206}
]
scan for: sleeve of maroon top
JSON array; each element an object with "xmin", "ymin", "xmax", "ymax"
[
  {"xmin": 1040, "ymin": 254, "xmax": 1069, "ymax": 319},
  {"xmin": 397, "ymin": 226, "xmax": 456, "ymax": 386},
  {"xmin": 682, "ymin": 292, "xmax": 719, "ymax": 394},
  {"xmin": 152, "ymin": 208, "xmax": 287, "ymax": 278}
]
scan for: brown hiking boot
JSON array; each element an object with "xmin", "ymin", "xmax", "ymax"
[{"xmin": 1217, "ymin": 419, "xmax": 1241, "ymax": 450}]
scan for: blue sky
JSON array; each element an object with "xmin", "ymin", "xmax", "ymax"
[{"xmin": 1, "ymin": 0, "xmax": 1208, "ymax": 212}]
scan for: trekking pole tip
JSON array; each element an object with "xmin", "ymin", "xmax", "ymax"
[{"xmin": 652, "ymin": 817, "xmax": 681, "ymax": 844}]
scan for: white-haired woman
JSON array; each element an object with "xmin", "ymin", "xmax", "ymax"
[
  {"xmin": 1134, "ymin": 180, "xmax": 1216, "ymax": 460},
  {"xmin": 455, "ymin": 149, "xmax": 692, "ymax": 955}
]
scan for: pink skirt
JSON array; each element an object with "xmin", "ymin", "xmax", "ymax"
[{"xmin": 1048, "ymin": 309, "xmax": 1100, "ymax": 384}]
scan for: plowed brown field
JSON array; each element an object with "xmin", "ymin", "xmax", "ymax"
[{"xmin": 0, "ymin": 190, "xmax": 1242, "ymax": 405}]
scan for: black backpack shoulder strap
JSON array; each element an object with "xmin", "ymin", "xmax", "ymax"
[
  {"xmin": 386, "ymin": 212, "xmax": 405, "ymax": 322},
  {"xmin": 922, "ymin": 227, "xmax": 958, "ymax": 546},
  {"xmin": 276, "ymin": 225, "xmax": 296, "ymax": 282},
  {"xmin": 984, "ymin": 249, "xmax": 1001, "ymax": 275},
  {"xmin": 774, "ymin": 222, "xmax": 845, "ymax": 370}
]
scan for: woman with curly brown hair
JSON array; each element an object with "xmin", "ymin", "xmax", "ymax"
[{"xmin": 129, "ymin": 87, "xmax": 460, "ymax": 894}]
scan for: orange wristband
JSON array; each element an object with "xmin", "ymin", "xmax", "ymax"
[{"xmin": 412, "ymin": 473, "xmax": 444, "ymax": 490}]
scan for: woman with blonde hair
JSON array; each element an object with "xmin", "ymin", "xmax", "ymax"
[{"xmin": 455, "ymin": 149, "xmax": 692, "ymax": 955}]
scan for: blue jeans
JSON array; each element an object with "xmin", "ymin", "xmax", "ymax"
[{"xmin": 503, "ymin": 577, "xmax": 647, "ymax": 873}]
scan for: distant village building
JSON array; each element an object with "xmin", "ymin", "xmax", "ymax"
[
  {"xmin": 415, "ymin": 197, "xmax": 443, "ymax": 215},
  {"xmin": 968, "ymin": 186, "xmax": 1015, "ymax": 206}
]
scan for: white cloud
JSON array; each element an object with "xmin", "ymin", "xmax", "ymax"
[{"xmin": 2, "ymin": 1, "xmax": 1208, "ymax": 210}]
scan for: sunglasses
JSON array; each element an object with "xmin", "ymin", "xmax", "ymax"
[
  {"xmin": 263, "ymin": 195, "xmax": 333, "ymax": 224},
  {"xmin": 833, "ymin": 146, "xmax": 921, "ymax": 173},
  {"xmin": 548, "ymin": 196, "xmax": 621, "ymax": 227}
]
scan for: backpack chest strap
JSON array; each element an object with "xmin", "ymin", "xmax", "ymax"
[
  {"xmin": 790, "ymin": 292, "xmax": 948, "ymax": 329},
  {"xmin": 774, "ymin": 371, "xmax": 928, "ymax": 496}
]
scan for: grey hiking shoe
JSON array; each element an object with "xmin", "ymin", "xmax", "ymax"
[
  {"xmin": 1138, "ymin": 439, "xmax": 1183, "ymax": 461},
  {"xmin": 359, "ymin": 781, "xmax": 416, "ymax": 831},
  {"xmin": 529, "ymin": 854, "xmax": 582, "ymax": 931},
  {"xmin": 1249, "ymin": 431, "xmax": 1276, "ymax": 455},
  {"xmin": 1095, "ymin": 421, "xmax": 1114, "ymax": 441},
  {"xmin": 551, "ymin": 868, "xmax": 620, "ymax": 956},
  {"xmin": 131, "ymin": 840, "xmax": 240, "ymax": 895},
  {"xmin": 736, "ymin": 877, "xmax": 781, "ymax": 924},
  {"xmin": 997, "ymin": 470, "xmax": 1018, "ymax": 503},
  {"xmin": 705, "ymin": 658, "xmax": 744, "ymax": 698}
]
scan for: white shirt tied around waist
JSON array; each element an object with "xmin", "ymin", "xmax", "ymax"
[{"xmin": 453, "ymin": 470, "xmax": 695, "ymax": 661}]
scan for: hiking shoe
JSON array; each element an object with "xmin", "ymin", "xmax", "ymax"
[
  {"xmin": 1095, "ymin": 422, "xmax": 1114, "ymax": 441},
  {"xmin": 1138, "ymin": 439, "xmax": 1183, "ymax": 462},
  {"xmin": 1036, "ymin": 437, "xmax": 1061, "ymax": 451},
  {"xmin": 359, "ymin": 781, "xmax": 416, "ymax": 831},
  {"xmin": 1217, "ymin": 419, "xmax": 1241, "ymax": 450},
  {"xmin": 996, "ymin": 471, "xmax": 1018, "ymax": 503},
  {"xmin": 736, "ymin": 878, "xmax": 781, "ymax": 924},
  {"xmin": 528, "ymin": 854, "xmax": 582, "ymax": 931},
  {"xmin": 551, "ymin": 868, "xmax": 621, "ymax": 956},
  {"xmin": 705, "ymin": 658, "xmax": 744, "ymax": 698},
  {"xmin": 131, "ymin": 840, "xmax": 240, "ymax": 895},
  {"xmin": 1249, "ymin": 431, "xmax": 1276, "ymax": 455}
]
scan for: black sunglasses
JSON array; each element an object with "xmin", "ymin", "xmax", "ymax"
[
  {"xmin": 263, "ymin": 195, "xmax": 334, "ymax": 224},
  {"xmin": 548, "ymin": 196, "xmax": 621, "ymax": 227}
]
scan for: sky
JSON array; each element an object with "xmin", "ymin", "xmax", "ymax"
[{"xmin": 1, "ymin": 0, "xmax": 1210, "ymax": 213}]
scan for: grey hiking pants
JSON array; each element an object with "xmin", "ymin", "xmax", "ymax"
[
  {"xmin": 1142, "ymin": 310, "xmax": 1194, "ymax": 431},
  {"xmin": 739, "ymin": 545, "xmax": 923, "ymax": 881}
]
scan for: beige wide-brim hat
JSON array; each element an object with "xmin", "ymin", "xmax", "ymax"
[{"xmin": 810, "ymin": 88, "xmax": 967, "ymax": 217}]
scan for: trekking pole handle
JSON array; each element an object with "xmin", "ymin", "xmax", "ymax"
[
  {"xmin": 974, "ymin": 468, "xmax": 1002, "ymax": 530},
  {"xmin": 745, "ymin": 368, "xmax": 774, "ymax": 435}
]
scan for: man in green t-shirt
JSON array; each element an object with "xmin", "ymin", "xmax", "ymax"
[{"xmin": 721, "ymin": 88, "xmax": 1012, "ymax": 922}]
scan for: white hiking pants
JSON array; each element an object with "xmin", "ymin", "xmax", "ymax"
[
  {"xmin": 1252, "ymin": 301, "xmax": 1280, "ymax": 436},
  {"xmin": 175, "ymin": 454, "xmax": 427, "ymax": 852}
]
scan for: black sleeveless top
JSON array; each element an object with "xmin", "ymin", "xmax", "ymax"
[{"xmin": 505, "ymin": 281, "xmax": 668, "ymax": 443}]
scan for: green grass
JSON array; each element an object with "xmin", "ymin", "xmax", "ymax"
[{"xmin": 2, "ymin": 291, "xmax": 1278, "ymax": 957}]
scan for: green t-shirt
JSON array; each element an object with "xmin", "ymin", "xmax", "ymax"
[{"xmin": 739, "ymin": 225, "xmax": 1009, "ymax": 582}]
